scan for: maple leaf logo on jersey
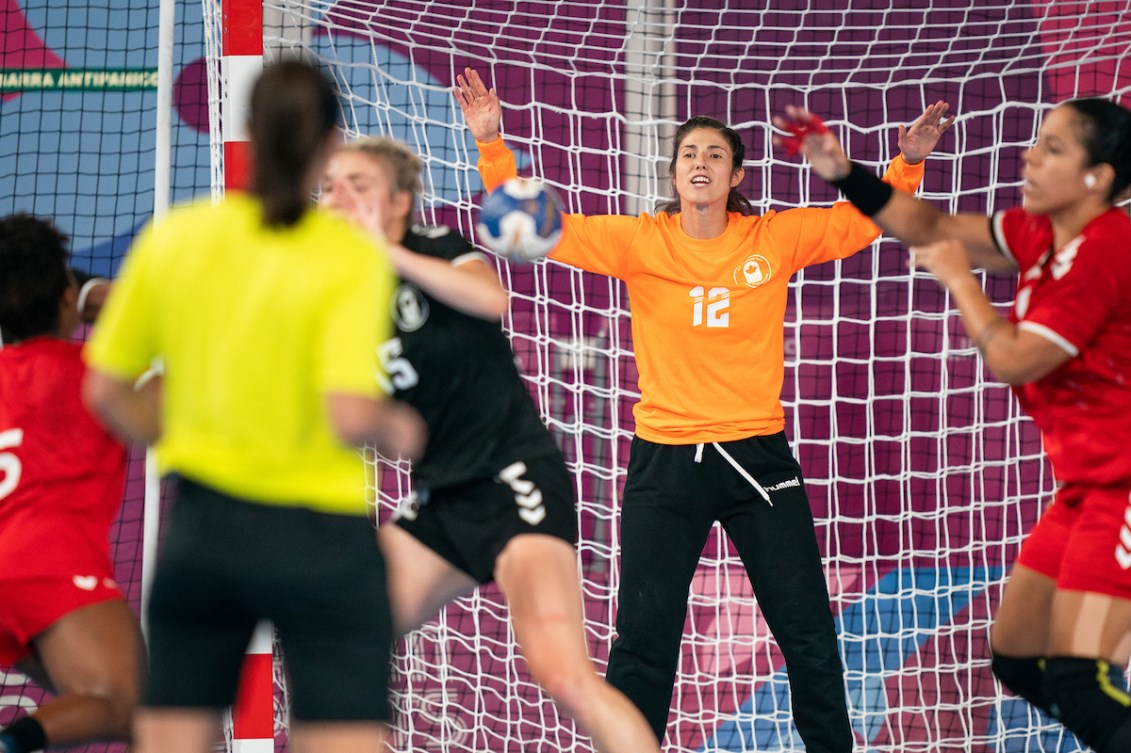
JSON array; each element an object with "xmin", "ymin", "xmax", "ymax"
[{"xmin": 734, "ymin": 254, "xmax": 772, "ymax": 288}]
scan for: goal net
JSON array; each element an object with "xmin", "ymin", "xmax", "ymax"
[{"xmin": 211, "ymin": 2, "xmax": 1128, "ymax": 752}]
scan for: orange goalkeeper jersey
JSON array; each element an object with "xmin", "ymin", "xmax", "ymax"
[{"xmin": 477, "ymin": 137, "xmax": 923, "ymax": 444}]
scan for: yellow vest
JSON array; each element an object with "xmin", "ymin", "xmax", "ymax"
[{"xmin": 85, "ymin": 193, "xmax": 393, "ymax": 513}]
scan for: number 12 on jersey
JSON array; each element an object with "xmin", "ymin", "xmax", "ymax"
[{"xmin": 690, "ymin": 286, "xmax": 730, "ymax": 328}]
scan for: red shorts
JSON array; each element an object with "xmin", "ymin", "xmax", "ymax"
[
  {"xmin": 0, "ymin": 573, "xmax": 125, "ymax": 666},
  {"xmin": 1017, "ymin": 485, "xmax": 1131, "ymax": 599}
]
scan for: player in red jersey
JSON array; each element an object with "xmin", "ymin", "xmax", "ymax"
[
  {"xmin": 784, "ymin": 98, "xmax": 1131, "ymax": 753},
  {"xmin": 0, "ymin": 214, "xmax": 144, "ymax": 753}
]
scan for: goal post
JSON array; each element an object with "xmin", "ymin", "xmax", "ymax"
[{"xmin": 203, "ymin": 2, "xmax": 1129, "ymax": 752}]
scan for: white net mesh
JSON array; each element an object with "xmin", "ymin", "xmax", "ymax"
[{"xmin": 202, "ymin": 2, "xmax": 1131, "ymax": 751}]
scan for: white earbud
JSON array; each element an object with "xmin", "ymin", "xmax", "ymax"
[{"xmin": 1084, "ymin": 173, "xmax": 1097, "ymax": 189}]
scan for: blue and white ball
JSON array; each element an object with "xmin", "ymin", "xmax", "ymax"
[{"xmin": 476, "ymin": 178, "xmax": 563, "ymax": 262}]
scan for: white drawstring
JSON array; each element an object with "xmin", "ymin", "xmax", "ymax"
[
  {"xmin": 694, "ymin": 443, "xmax": 704, "ymax": 463},
  {"xmin": 711, "ymin": 442, "xmax": 772, "ymax": 504}
]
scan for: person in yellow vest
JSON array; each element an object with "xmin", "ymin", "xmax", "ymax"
[
  {"xmin": 455, "ymin": 67, "xmax": 952, "ymax": 752},
  {"xmin": 84, "ymin": 60, "xmax": 424, "ymax": 753}
]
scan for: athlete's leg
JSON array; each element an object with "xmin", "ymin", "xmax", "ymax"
[
  {"xmin": 495, "ymin": 534, "xmax": 659, "ymax": 753},
  {"xmin": 19, "ymin": 599, "xmax": 143, "ymax": 746},
  {"xmin": 378, "ymin": 523, "xmax": 478, "ymax": 635},
  {"xmin": 723, "ymin": 483, "xmax": 852, "ymax": 753},
  {"xmin": 989, "ymin": 564, "xmax": 1056, "ymax": 712},
  {"xmin": 605, "ymin": 442, "xmax": 714, "ymax": 742},
  {"xmin": 1042, "ymin": 589, "xmax": 1131, "ymax": 753},
  {"xmin": 288, "ymin": 721, "xmax": 388, "ymax": 753},
  {"xmin": 132, "ymin": 708, "xmax": 222, "ymax": 753},
  {"xmin": 989, "ymin": 490, "xmax": 1073, "ymax": 713},
  {"xmin": 1033, "ymin": 487, "xmax": 1131, "ymax": 752}
]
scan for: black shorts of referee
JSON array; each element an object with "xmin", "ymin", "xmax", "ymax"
[{"xmin": 144, "ymin": 476, "xmax": 392, "ymax": 722}]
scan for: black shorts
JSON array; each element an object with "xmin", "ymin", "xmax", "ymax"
[
  {"xmin": 144, "ymin": 477, "xmax": 392, "ymax": 722},
  {"xmin": 394, "ymin": 453, "xmax": 578, "ymax": 583}
]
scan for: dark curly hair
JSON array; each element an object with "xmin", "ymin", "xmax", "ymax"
[{"xmin": 0, "ymin": 213, "xmax": 73, "ymax": 343}]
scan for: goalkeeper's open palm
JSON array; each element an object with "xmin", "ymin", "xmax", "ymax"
[
  {"xmin": 454, "ymin": 67, "xmax": 501, "ymax": 143},
  {"xmin": 898, "ymin": 101, "xmax": 955, "ymax": 165}
]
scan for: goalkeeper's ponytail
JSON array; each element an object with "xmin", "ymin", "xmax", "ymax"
[{"xmin": 249, "ymin": 60, "xmax": 340, "ymax": 228}]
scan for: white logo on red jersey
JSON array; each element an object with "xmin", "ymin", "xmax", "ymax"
[
  {"xmin": 72, "ymin": 575, "xmax": 98, "ymax": 591},
  {"xmin": 1115, "ymin": 491, "xmax": 1131, "ymax": 570},
  {"xmin": 734, "ymin": 254, "xmax": 772, "ymax": 288},
  {"xmin": 1051, "ymin": 236, "xmax": 1083, "ymax": 281},
  {"xmin": 1015, "ymin": 287, "xmax": 1033, "ymax": 320}
]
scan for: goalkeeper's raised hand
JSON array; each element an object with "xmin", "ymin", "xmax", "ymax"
[
  {"xmin": 897, "ymin": 100, "xmax": 955, "ymax": 165},
  {"xmin": 774, "ymin": 101, "xmax": 953, "ymax": 177},
  {"xmin": 454, "ymin": 67, "xmax": 502, "ymax": 143}
]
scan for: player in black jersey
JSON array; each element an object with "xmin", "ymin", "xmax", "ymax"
[{"xmin": 320, "ymin": 137, "xmax": 661, "ymax": 753}]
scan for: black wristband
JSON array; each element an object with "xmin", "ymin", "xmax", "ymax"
[{"xmin": 831, "ymin": 161, "xmax": 893, "ymax": 217}]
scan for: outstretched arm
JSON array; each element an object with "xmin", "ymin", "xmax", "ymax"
[
  {"xmin": 387, "ymin": 245, "xmax": 508, "ymax": 320},
  {"xmin": 454, "ymin": 67, "xmax": 516, "ymax": 192},
  {"xmin": 454, "ymin": 67, "xmax": 501, "ymax": 144},
  {"xmin": 775, "ymin": 105, "xmax": 1011, "ymax": 271},
  {"xmin": 909, "ymin": 240, "xmax": 1070, "ymax": 384}
]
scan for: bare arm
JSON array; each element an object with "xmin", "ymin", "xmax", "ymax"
[
  {"xmin": 326, "ymin": 393, "xmax": 427, "ymax": 461},
  {"xmin": 872, "ymin": 192, "xmax": 1013, "ymax": 271},
  {"xmin": 910, "ymin": 240, "xmax": 1071, "ymax": 384},
  {"xmin": 83, "ymin": 368, "xmax": 162, "ymax": 445},
  {"xmin": 387, "ymin": 244, "xmax": 508, "ymax": 319}
]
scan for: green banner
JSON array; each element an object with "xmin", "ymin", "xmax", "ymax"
[{"xmin": 0, "ymin": 68, "xmax": 159, "ymax": 91}]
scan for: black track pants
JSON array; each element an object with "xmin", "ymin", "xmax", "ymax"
[{"xmin": 605, "ymin": 433, "xmax": 853, "ymax": 753}]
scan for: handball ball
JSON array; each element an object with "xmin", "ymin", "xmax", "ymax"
[{"xmin": 476, "ymin": 178, "xmax": 563, "ymax": 262}]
